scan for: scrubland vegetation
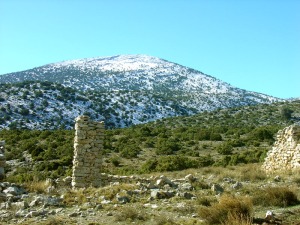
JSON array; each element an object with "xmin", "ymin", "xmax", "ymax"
[
  {"xmin": 1, "ymin": 100, "xmax": 300, "ymax": 224},
  {"xmin": 2, "ymin": 101, "xmax": 299, "ymax": 183}
]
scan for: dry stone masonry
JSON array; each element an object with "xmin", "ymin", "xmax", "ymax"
[
  {"xmin": 0, "ymin": 141, "xmax": 5, "ymax": 180},
  {"xmin": 262, "ymin": 124, "xmax": 300, "ymax": 174},
  {"xmin": 72, "ymin": 116, "xmax": 104, "ymax": 188}
]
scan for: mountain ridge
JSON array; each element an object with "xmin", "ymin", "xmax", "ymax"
[{"xmin": 0, "ymin": 54, "xmax": 283, "ymax": 129}]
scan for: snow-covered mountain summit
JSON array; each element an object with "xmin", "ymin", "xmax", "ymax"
[
  {"xmin": 51, "ymin": 54, "xmax": 171, "ymax": 72},
  {"xmin": 0, "ymin": 55, "xmax": 283, "ymax": 129}
]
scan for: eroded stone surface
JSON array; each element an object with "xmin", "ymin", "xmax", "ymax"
[{"xmin": 262, "ymin": 124, "xmax": 300, "ymax": 174}]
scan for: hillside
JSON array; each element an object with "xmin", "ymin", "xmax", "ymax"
[
  {"xmin": 0, "ymin": 55, "xmax": 282, "ymax": 129},
  {"xmin": 1, "ymin": 101, "xmax": 300, "ymax": 225},
  {"xmin": 2, "ymin": 100, "xmax": 299, "ymax": 182}
]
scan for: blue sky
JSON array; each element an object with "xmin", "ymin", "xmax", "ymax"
[{"xmin": 0, "ymin": 0, "xmax": 299, "ymax": 99}]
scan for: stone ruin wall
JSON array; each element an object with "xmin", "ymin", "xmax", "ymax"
[
  {"xmin": 72, "ymin": 116, "xmax": 104, "ymax": 188},
  {"xmin": 0, "ymin": 141, "xmax": 5, "ymax": 180},
  {"xmin": 262, "ymin": 124, "xmax": 300, "ymax": 174}
]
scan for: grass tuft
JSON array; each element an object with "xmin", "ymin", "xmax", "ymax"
[
  {"xmin": 114, "ymin": 206, "xmax": 147, "ymax": 222},
  {"xmin": 24, "ymin": 180, "xmax": 50, "ymax": 194},
  {"xmin": 198, "ymin": 194, "xmax": 253, "ymax": 225},
  {"xmin": 253, "ymin": 186, "xmax": 299, "ymax": 207}
]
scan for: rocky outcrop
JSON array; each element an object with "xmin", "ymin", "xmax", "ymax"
[
  {"xmin": 0, "ymin": 141, "xmax": 5, "ymax": 180},
  {"xmin": 262, "ymin": 124, "xmax": 300, "ymax": 173},
  {"xmin": 72, "ymin": 116, "xmax": 105, "ymax": 189}
]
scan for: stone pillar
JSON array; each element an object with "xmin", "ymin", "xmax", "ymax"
[
  {"xmin": 72, "ymin": 116, "xmax": 105, "ymax": 188},
  {"xmin": 0, "ymin": 141, "xmax": 5, "ymax": 180}
]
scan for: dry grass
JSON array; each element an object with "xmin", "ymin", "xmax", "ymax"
[
  {"xmin": 23, "ymin": 180, "xmax": 50, "ymax": 194},
  {"xmin": 221, "ymin": 212, "xmax": 253, "ymax": 225},
  {"xmin": 63, "ymin": 183, "xmax": 139, "ymax": 206},
  {"xmin": 154, "ymin": 214, "xmax": 179, "ymax": 225},
  {"xmin": 237, "ymin": 164, "xmax": 267, "ymax": 181},
  {"xmin": 114, "ymin": 205, "xmax": 148, "ymax": 222},
  {"xmin": 63, "ymin": 188, "xmax": 88, "ymax": 206},
  {"xmin": 198, "ymin": 194, "xmax": 253, "ymax": 225},
  {"xmin": 253, "ymin": 186, "xmax": 299, "ymax": 207},
  {"xmin": 18, "ymin": 216, "xmax": 70, "ymax": 225}
]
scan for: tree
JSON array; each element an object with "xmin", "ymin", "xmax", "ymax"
[{"xmin": 281, "ymin": 107, "xmax": 293, "ymax": 120}]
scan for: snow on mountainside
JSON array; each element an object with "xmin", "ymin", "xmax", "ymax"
[{"xmin": 0, "ymin": 55, "xmax": 283, "ymax": 129}]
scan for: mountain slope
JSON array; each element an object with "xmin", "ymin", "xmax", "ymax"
[
  {"xmin": 0, "ymin": 55, "xmax": 283, "ymax": 129},
  {"xmin": 0, "ymin": 81, "xmax": 194, "ymax": 129}
]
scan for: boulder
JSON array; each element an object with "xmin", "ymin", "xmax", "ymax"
[
  {"xmin": 150, "ymin": 189, "xmax": 175, "ymax": 199},
  {"xmin": 3, "ymin": 186, "xmax": 26, "ymax": 196}
]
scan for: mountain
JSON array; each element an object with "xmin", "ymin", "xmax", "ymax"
[{"xmin": 0, "ymin": 55, "xmax": 282, "ymax": 129}]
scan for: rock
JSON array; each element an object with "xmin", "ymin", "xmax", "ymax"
[
  {"xmin": 46, "ymin": 186, "xmax": 56, "ymax": 193},
  {"xmin": 68, "ymin": 212, "xmax": 80, "ymax": 217},
  {"xmin": 180, "ymin": 182, "xmax": 193, "ymax": 191},
  {"xmin": 29, "ymin": 196, "xmax": 43, "ymax": 207},
  {"xmin": 211, "ymin": 184, "xmax": 224, "ymax": 194},
  {"xmin": 55, "ymin": 208, "xmax": 64, "ymax": 214},
  {"xmin": 116, "ymin": 194, "xmax": 130, "ymax": 204},
  {"xmin": 185, "ymin": 174, "xmax": 196, "ymax": 182},
  {"xmin": 178, "ymin": 192, "xmax": 195, "ymax": 199},
  {"xmin": 147, "ymin": 181, "xmax": 157, "ymax": 189},
  {"xmin": 223, "ymin": 177, "xmax": 235, "ymax": 184},
  {"xmin": 3, "ymin": 186, "xmax": 26, "ymax": 196},
  {"xmin": 101, "ymin": 199, "xmax": 112, "ymax": 204},
  {"xmin": 82, "ymin": 202, "xmax": 93, "ymax": 208},
  {"xmin": 15, "ymin": 209, "xmax": 27, "ymax": 217},
  {"xmin": 274, "ymin": 175, "xmax": 282, "ymax": 182},
  {"xmin": 48, "ymin": 209, "xmax": 56, "ymax": 215},
  {"xmin": 11, "ymin": 201, "xmax": 29, "ymax": 209},
  {"xmin": 44, "ymin": 196, "xmax": 62, "ymax": 206},
  {"xmin": 265, "ymin": 210, "xmax": 275, "ymax": 221},
  {"xmin": 150, "ymin": 189, "xmax": 175, "ymax": 199},
  {"xmin": 232, "ymin": 182, "xmax": 243, "ymax": 189},
  {"xmin": 25, "ymin": 210, "xmax": 40, "ymax": 218},
  {"xmin": 155, "ymin": 175, "xmax": 176, "ymax": 187}
]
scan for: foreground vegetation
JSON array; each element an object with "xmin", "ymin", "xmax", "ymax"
[
  {"xmin": 1, "ymin": 100, "xmax": 300, "ymax": 224},
  {"xmin": 7, "ymin": 164, "xmax": 300, "ymax": 225},
  {"xmin": 1, "ymin": 101, "xmax": 299, "ymax": 183}
]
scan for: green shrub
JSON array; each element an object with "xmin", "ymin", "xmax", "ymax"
[
  {"xmin": 140, "ymin": 155, "xmax": 198, "ymax": 173},
  {"xmin": 120, "ymin": 145, "xmax": 141, "ymax": 158},
  {"xmin": 248, "ymin": 126, "xmax": 276, "ymax": 142},
  {"xmin": 155, "ymin": 138, "xmax": 181, "ymax": 155},
  {"xmin": 216, "ymin": 143, "xmax": 233, "ymax": 155},
  {"xmin": 110, "ymin": 156, "xmax": 121, "ymax": 167}
]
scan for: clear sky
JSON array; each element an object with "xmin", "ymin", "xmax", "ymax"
[{"xmin": 0, "ymin": 0, "xmax": 299, "ymax": 99}]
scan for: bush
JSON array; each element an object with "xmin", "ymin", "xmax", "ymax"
[
  {"xmin": 253, "ymin": 186, "xmax": 298, "ymax": 207},
  {"xmin": 155, "ymin": 138, "xmax": 181, "ymax": 155},
  {"xmin": 216, "ymin": 143, "xmax": 233, "ymax": 155},
  {"xmin": 120, "ymin": 145, "xmax": 141, "ymax": 158},
  {"xmin": 249, "ymin": 126, "xmax": 276, "ymax": 142},
  {"xmin": 110, "ymin": 156, "xmax": 121, "ymax": 167},
  {"xmin": 198, "ymin": 194, "xmax": 253, "ymax": 225},
  {"xmin": 140, "ymin": 155, "xmax": 198, "ymax": 173}
]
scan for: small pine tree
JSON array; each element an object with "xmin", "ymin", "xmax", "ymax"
[{"xmin": 280, "ymin": 107, "xmax": 293, "ymax": 120}]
